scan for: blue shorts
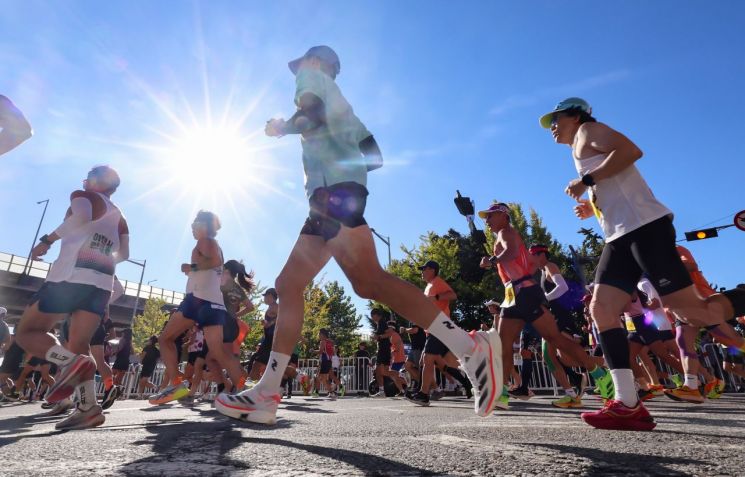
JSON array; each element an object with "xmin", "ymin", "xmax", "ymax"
[
  {"xmin": 32, "ymin": 281, "xmax": 110, "ymax": 319},
  {"xmin": 177, "ymin": 293, "xmax": 227, "ymax": 328},
  {"xmin": 391, "ymin": 362, "xmax": 405, "ymax": 372}
]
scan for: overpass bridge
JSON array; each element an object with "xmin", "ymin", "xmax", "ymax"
[{"xmin": 0, "ymin": 251, "xmax": 183, "ymax": 328}]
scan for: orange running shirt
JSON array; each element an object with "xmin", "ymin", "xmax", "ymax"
[
  {"xmin": 676, "ymin": 245, "xmax": 716, "ymax": 297},
  {"xmin": 495, "ymin": 240, "xmax": 534, "ymax": 285},
  {"xmin": 390, "ymin": 331, "xmax": 405, "ymax": 363},
  {"xmin": 424, "ymin": 276, "xmax": 454, "ymax": 318},
  {"xmin": 232, "ymin": 319, "xmax": 250, "ymax": 355}
]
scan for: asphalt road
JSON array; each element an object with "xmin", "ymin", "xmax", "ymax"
[{"xmin": 1, "ymin": 393, "xmax": 743, "ymax": 476}]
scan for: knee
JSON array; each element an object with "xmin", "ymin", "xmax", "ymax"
[
  {"xmin": 350, "ymin": 278, "xmax": 381, "ymax": 301},
  {"xmin": 275, "ymin": 273, "xmax": 304, "ymax": 299},
  {"xmin": 589, "ymin": 299, "xmax": 622, "ymax": 327}
]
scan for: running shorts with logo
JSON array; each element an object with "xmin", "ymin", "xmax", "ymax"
[
  {"xmin": 300, "ymin": 182, "xmax": 368, "ymax": 241},
  {"xmin": 501, "ymin": 285, "xmax": 546, "ymax": 323},
  {"xmin": 595, "ymin": 216, "xmax": 692, "ymax": 296},
  {"xmin": 32, "ymin": 281, "xmax": 111, "ymax": 319},
  {"xmin": 626, "ymin": 314, "xmax": 661, "ymax": 345},
  {"xmin": 222, "ymin": 314, "xmax": 239, "ymax": 343},
  {"xmin": 177, "ymin": 293, "xmax": 228, "ymax": 328},
  {"xmin": 423, "ymin": 335, "xmax": 449, "ymax": 357},
  {"xmin": 550, "ymin": 304, "xmax": 578, "ymax": 335},
  {"xmin": 320, "ymin": 355, "xmax": 332, "ymax": 374}
]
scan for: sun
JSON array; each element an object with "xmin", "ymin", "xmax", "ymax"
[{"xmin": 166, "ymin": 126, "xmax": 254, "ymax": 185}]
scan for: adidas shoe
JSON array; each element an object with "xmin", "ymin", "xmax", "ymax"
[{"xmin": 215, "ymin": 388, "xmax": 281, "ymax": 425}]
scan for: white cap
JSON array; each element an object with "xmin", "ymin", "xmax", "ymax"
[{"xmin": 0, "ymin": 307, "xmax": 7, "ymax": 317}]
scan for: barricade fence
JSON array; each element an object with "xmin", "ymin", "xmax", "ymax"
[{"xmin": 93, "ymin": 348, "xmax": 743, "ymax": 399}]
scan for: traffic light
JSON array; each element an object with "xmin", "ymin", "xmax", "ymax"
[{"xmin": 684, "ymin": 227, "xmax": 719, "ymax": 241}]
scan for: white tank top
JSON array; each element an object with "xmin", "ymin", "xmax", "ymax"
[
  {"xmin": 573, "ymin": 153, "xmax": 672, "ymax": 242},
  {"xmin": 46, "ymin": 193, "xmax": 122, "ymax": 291},
  {"xmin": 186, "ymin": 265, "xmax": 225, "ymax": 305}
]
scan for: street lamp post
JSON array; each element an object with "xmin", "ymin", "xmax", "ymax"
[
  {"xmin": 147, "ymin": 279, "xmax": 158, "ymax": 286},
  {"xmin": 370, "ymin": 228, "xmax": 391, "ymax": 266},
  {"xmin": 21, "ymin": 199, "xmax": 50, "ymax": 279},
  {"xmin": 127, "ymin": 259, "xmax": 147, "ymax": 323}
]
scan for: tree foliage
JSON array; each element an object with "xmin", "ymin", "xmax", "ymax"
[{"xmin": 131, "ymin": 298, "xmax": 169, "ymax": 353}]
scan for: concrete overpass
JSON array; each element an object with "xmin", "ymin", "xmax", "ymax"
[{"xmin": 0, "ymin": 251, "xmax": 183, "ymax": 328}]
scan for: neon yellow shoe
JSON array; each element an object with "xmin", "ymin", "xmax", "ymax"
[
  {"xmin": 705, "ymin": 379, "xmax": 724, "ymax": 399},
  {"xmin": 149, "ymin": 381, "xmax": 190, "ymax": 405},
  {"xmin": 552, "ymin": 395, "xmax": 583, "ymax": 408}
]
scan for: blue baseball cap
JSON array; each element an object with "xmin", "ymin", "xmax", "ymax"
[
  {"xmin": 539, "ymin": 97, "xmax": 592, "ymax": 128},
  {"xmin": 288, "ymin": 46, "xmax": 341, "ymax": 77}
]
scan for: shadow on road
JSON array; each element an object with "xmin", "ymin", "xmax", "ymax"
[{"xmin": 531, "ymin": 442, "xmax": 706, "ymax": 476}]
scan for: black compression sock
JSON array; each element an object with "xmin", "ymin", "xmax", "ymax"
[
  {"xmin": 520, "ymin": 359, "xmax": 533, "ymax": 390},
  {"xmin": 597, "ymin": 328, "xmax": 631, "ymax": 370},
  {"xmin": 445, "ymin": 366, "xmax": 471, "ymax": 389}
]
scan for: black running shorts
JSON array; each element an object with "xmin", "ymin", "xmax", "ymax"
[
  {"xmin": 301, "ymin": 182, "xmax": 368, "ymax": 241},
  {"xmin": 253, "ymin": 346, "xmax": 270, "ymax": 365},
  {"xmin": 319, "ymin": 355, "xmax": 332, "ymax": 374},
  {"xmin": 626, "ymin": 314, "xmax": 661, "ymax": 346},
  {"xmin": 501, "ymin": 285, "xmax": 546, "ymax": 323},
  {"xmin": 658, "ymin": 330, "xmax": 675, "ymax": 342},
  {"xmin": 595, "ymin": 216, "xmax": 692, "ymax": 296},
  {"xmin": 33, "ymin": 281, "xmax": 111, "ymax": 319},
  {"xmin": 423, "ymin": 335, "xmax": 449, "ymax": 357},
  {"xmin": 222, "ymin": 315, "xmax": 239, "ymax": 343}
]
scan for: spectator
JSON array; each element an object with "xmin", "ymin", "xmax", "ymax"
[{"xmin": 354, "ymin": 342, "xmax": 371, "ymax": 396}]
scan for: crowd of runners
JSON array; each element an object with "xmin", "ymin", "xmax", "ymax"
[{"xmin": 0, "ymin": 45, "xmax": 744, "ymax": 433}]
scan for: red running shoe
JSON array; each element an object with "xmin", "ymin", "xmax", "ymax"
[
  {"xmin": 581, "ymin": 399, "xmax": 656, "ymax": 431},
  {"xmin": 46, "ymin": 355, "xmax": 96, "ymax": 403}
]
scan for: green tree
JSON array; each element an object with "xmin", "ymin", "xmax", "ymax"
[
  {"xmin": 131, "ymin": 298, "xmax": 169, "ymax": 353},
  {"xmin": 323, "ymin": 281, "xmax": 361, "ymax": 357}
]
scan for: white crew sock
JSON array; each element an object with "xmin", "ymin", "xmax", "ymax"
[
  {"xmin": 684, "ymin": 374, "xmax": 699, "ymax": 389},
  {"xmin": 77, "ymin": 380, "xmax": 97, "ymax": 411},
  {"xmin": 45, "ymin": 345, "xmax": 77, "ymax": 367},
  {"xmin": 427, "ymin": 312, "xmax": 475, "ymax": 358},
  {"xmin": 610, "ymin": 368, "xmax": 638, "ymax": 407},
  {"xmin": 255, "ymin": 352, "xmax": 290, "ymax": 395}
]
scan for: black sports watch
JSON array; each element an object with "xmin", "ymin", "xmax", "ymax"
[
  {"xmin": 39, "ymin": 234, "xmax": 53, "ymax": 246},
  {"xmin": 581, "ymin": 174, "xmax": 596, "ymax": 187}
]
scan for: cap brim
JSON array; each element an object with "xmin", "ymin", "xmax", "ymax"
[
  {"xmin": 539, "ymin": 111, "xmax": 556, "ymax": 129},
  {"xmin": 288, "ymin": 56, "xmax": 304, "ymax": 75}
]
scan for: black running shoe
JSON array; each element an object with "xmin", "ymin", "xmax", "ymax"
[
  {"xmin": 508, "ymin": 386, "xmax": 532, "ymax": 401},
  {"xmin": 406, "ymin": 391, "xmax": 430, "ymax": 407},
  {"xmin": 100, "ymin": 385, "xmax": 121, "ymax": 410}
]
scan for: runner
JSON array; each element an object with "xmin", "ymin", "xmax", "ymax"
[
  {"xmin": 478, "ymin": 202, "xmax": 613, "ymax": 410},
  {"xmin": 528, "ymin": 244, "xmax": 586, "ymax": 407},
  {"xmin": 111, "ymin": 328, "xmax": 132, "ymax": 386},
  {"xmin": 0, "ymin": 94, "xmax": 32, "ymax": 156},
  {"xmin": 370, "ymin": 310, "xmax": 404, "ymax": 397},
  {"xmin": 150, "ymin": 210, "xmax": 246, "ymax": 405},
  {"xmin": 541, "ymin": 97, "xmax": 745, "ymax": 430},
  {"xmin": 216, "ymin": 46, "xmax": 501, "ymax": 425},
  {"xmin": 313, "ymin": 328, "xmax": 338, "ymax": 399},
  {"xmin": 401, "ymin": 322, "xmax": 426, "ymax": 392},
  {"xmin": 136, "ymin": 336, "xmax": 160, "ymax": 398},
  {"xmin": 248, "ymin": 288, "xmax": 277, "ymax": 381},
  {"xmin": 14, "ymin": 165, "xmax": 128, "ymax": 430}
]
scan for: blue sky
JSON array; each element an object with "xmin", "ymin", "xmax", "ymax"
[{"xmin": 2, "ymin": 1, "xmax": 744, "ymax": 322}]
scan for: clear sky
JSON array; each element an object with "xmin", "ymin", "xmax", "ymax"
[{"xmin": 1, "ymin": 1, "xmax": 744, "ymax": 321}]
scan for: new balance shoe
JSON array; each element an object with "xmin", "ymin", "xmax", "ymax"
[
  {"xmin": 46, "ymin": 355, "xmax": 96, "ymax": 403},
  {"xmin": 55, "ymin": 404, "xmax": 105, "ymax": 431},
  {"xmin": 215, "ymin": 388, "xmax": 280, "ymax": 425},
  {"xmin": 664, "ymin": 385, "xmax": 704, "ymax": 404},
  {"xmin": 581, "ymin": 399, "xmax": 656, "ymax": 431},
  {"xmin": 100, "ymin": 385, "xmax": 121, "ymax": 410},
  {"xmin": 552, "ymin": 395, "xmax": 583, "ymax": 408},
  {"xmin": 461, "ymin": 329, "xmax": 503, "ymax": 417},
  {"xmin": 148, "ymin": 381, "xmax": 190, "ymax": 405},
  {"xmin": 43, "ymin": 398, "xmax": 74, "ymax": 417},
  {"xmin": 405, "ymin": 391, "xmax": 430, "ymax": 407}
]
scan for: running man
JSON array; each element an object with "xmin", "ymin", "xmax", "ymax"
[
  {"xmin": 542, "ymin": 97, "xmax": 745, "ymax": 430},
  {"xmin": 477, "ymin": 202, "xmax": 612, "ymax": 410},
  {"xmin": 401, "ymin": 321, "xmax": 426, "ymax": 391},
  {"xmin": 370, "ymin": 310, "xmax": 405, "ymax": 397},
  {"xmin": 216, "ymin": 45, "xmax": 501, "ymax": 424},
  {"xmin": 248, "ymin": 288, "xmax": 277, "ymax": 381},
  {"xmin": 150, "ymin": 210, "xmax": 246, "ymax": 404},
  {"xmin": 14, "ymin": 165, "xmax": 128, "ymax": 430},
  {"xmin": 0, "ymin": 95, "xmax": 32, "ymax": 156},
  {"xmin": 529, "ymin": 244, "xmax": 587, "ymax": 408}
]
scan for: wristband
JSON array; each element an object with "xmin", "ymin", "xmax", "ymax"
[
  {"xmin": 39, "ymin": 234, "xmax": 53, "ymax": 246},
  {"xmin": 190, "ymin": 263, "xmax": 198, "ymax": 272},
  {"xmin": 581, "ymin": 174, "xmax": 596, "ymax": 186}
]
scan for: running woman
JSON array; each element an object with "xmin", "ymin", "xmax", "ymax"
[
  {"xmin": 542, "ymin": 97, "xmax": 745, "ymax": 430},
  {"xmin": 14, "ymin": 165, "xmax": 128, "ymax": 430},
  {"xmin": 217, "ymin": 46, "xmax": 501, "ymax": 424},
  {"xmin": 150, "ymin": 211, "xmax": 246, "ymax": 404},
  {"xmin": 0, "ymin": 95, "xmax": 32, "ymax": 156},
  {"xmin": 370, "ymin": 310, "xmax": 404, "ymax": 397},
  {"xmin": 478, "ymin": 202, "xmax": 612, "ymax": 410}
]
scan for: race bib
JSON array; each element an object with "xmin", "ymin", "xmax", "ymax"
[{"xmin": 501, "ymin": 283, "xmax": 516, "ymax": 308}]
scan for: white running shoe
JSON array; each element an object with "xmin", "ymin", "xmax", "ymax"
[
  {"xmin": 461, "ymin": 329, "xmax": 503, "ymax": 417},
  {"xmin": 215, "ymin": 388, "xmax": 280, "ymax": 425},
  {"xmin": 44, "ymin": 398, "xmax": 74, "ymax": 417},
  {"xmin": 55, "ymin": 404, "xmax": 105, "ymax": 430}
]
